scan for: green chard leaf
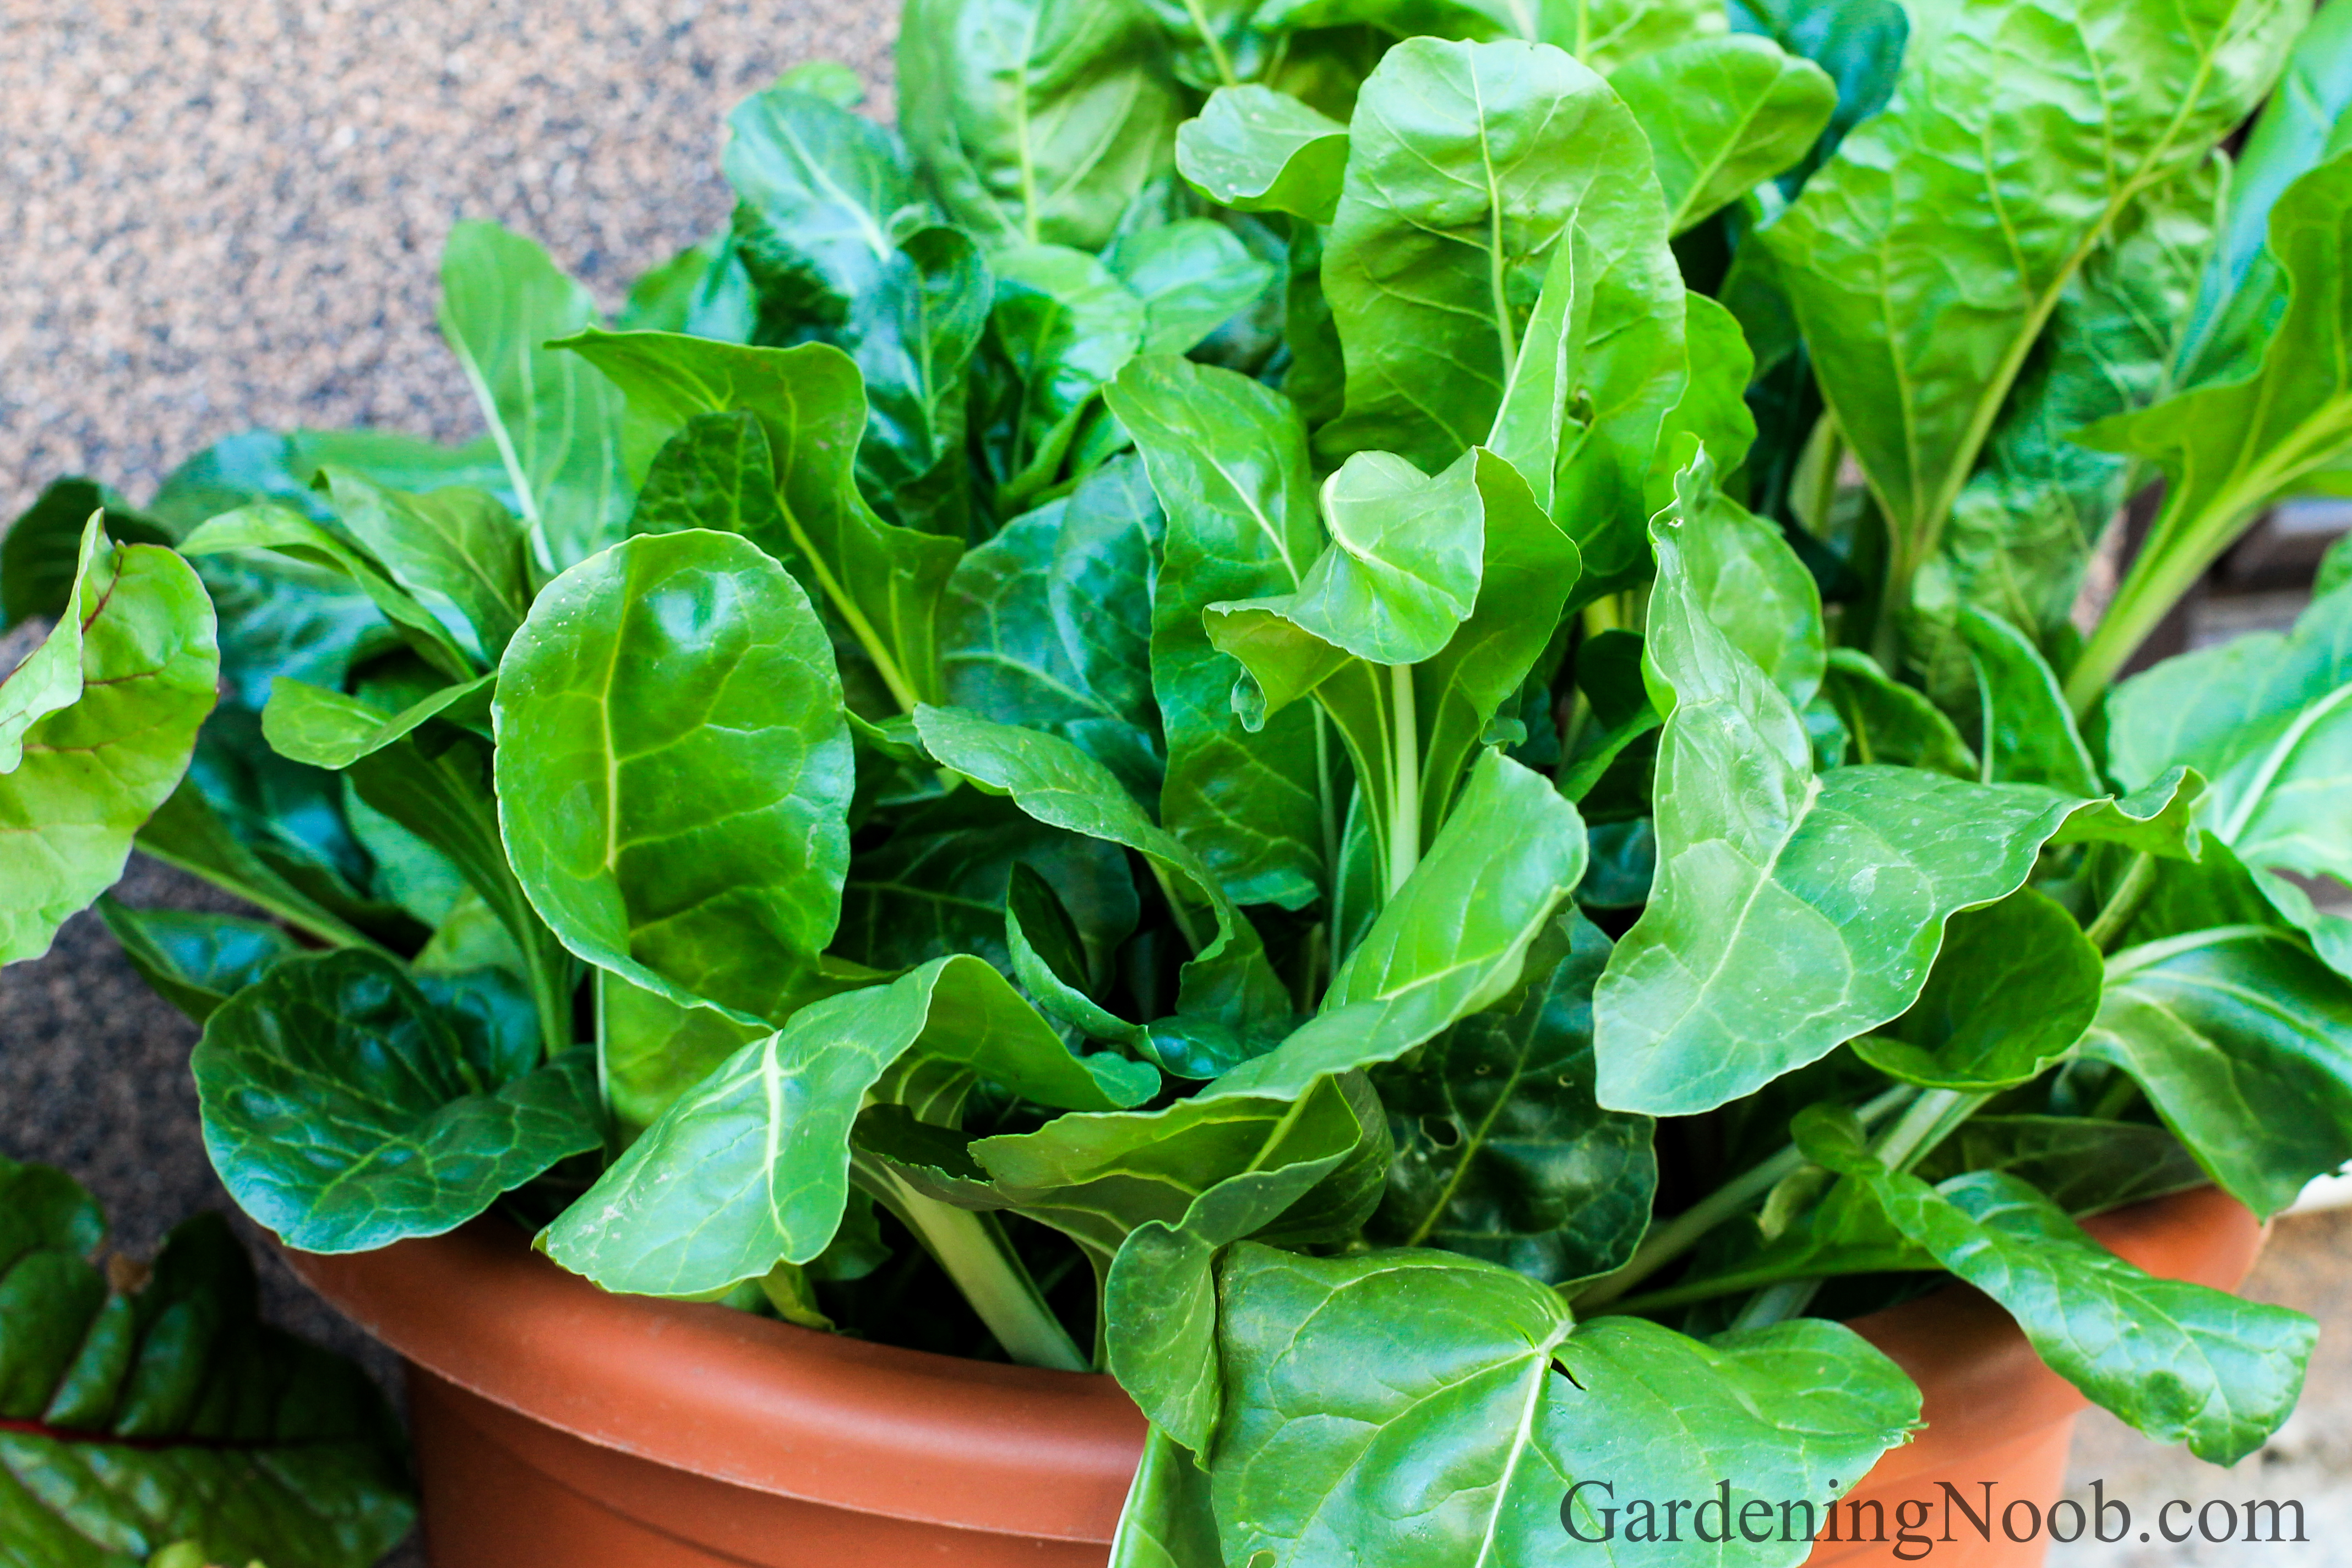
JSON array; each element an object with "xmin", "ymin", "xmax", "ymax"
[
  {"xmin": 2110, "ymin": 584, "xmax": 2352, "ymax": 966},
  {"xmin": 723, "ymin": 83, "xmax": 928, "ymax": 333},
  {"xmin": 2076, "ymin": 152, "xmax": 2352, "ymax": 702},
  {"xmin": 1316, "ymin": 37, "xmax": 1685, "ymax": 585},
  {"xmin": 1, "ymin": 519, "xmax": 219, "ymax": 965},
  {"xmin": 1093, "ymin": 1076, "xmax": 1390, "ymax": 1452},
  {"xmin": 2085, "ymin": 866, "xmax": 2352, "ymax": 1220},
  {"xmin": 847, "ymin": 226, "xmax": 994, "ymax": 536},
  {"xmin": 941, "ymin": 455, "xmax": 1164, "ymax": 797},
  {"xmin": 541, "ymin": 955, "xmax": 1158, "ymax": 1298},
  {"xmin": 1368, "ymin": 910, "xmax": 1657, "ymax": 1286},
  {"xmin": 1111, "ymin": 1426, "xmax": 1226, "ymax": 1568},
  {"xmin": 1802, "ymin": 1113, "xmax": 2315, "ymax": 1465},
  {"xmin": 2175, "ymin": 0, "xmax": 2352, "ymax": 389},
  {"xmin": 897, "ymin": 0, "xmax": 1186, "ymax": 253},
  {"xmin": 1205, "ymin": 448, "xmax": 1578, "ymax": 878},
  {"xmin": 321, "ymin": 470, "xmax": 532, "ymax": 661},
  {"xmin": 96, "ymin": 897, "xmax": 303, "ymax": 1023},
  {"xmin": 1760, "ymin": 0, "xmax": 2295, "ymax": 601},
  {"xmin": 494, "ymin": 528, "xmax": 855, "ymax": 1025},
  {"xmin": 1608, "ymin": 35, "xmax": 1836, "ymax": 236},
  {"xmin": 913, "ymin": 703, "xmax": 1292, "ymax": 1043},
  {"xmin": 978, "ymin": 244, "xmax": 1146, "ymax": 502},
  {"xmin": 1175, "ymin": 86, "xmax": 1349, "ymax": 224},
  {"xmin": 1954, "ymin": 605, "xmax": 2101, "ymax": 794},
  {"xmin": 1852, "ymin": 887, "xmax": 2103, "ymax": 1091},
  {"xmin": 1593, "ymin": 466, "xmax": 2190, "ymax": 1117},
  {"xmin": 1727, "ymin": 0, "xmax": 1909, "ymax": 190},
  {"xmin": 1108, "ymin": 356, "xmax": 1334, "ymax": 910},
  {"xmin": 1206, "ymin": 1245, "xmax": 1916, "ymax": 1568},
  {"xmin": 0, "ymin": 1158, "xmax": 413, "ymax": 1567},
  {"xmin": 194, "ymin": 950, "xmax": 601, "ymax": 1252},
  {"xmin": 554, "ymin": 327, "xmax": 963, "ymax": 712},
  {"xmin": 0, "ymin": 477, "xmax": 173, "ymax": 628},
  {"xmin": 1107, "ymin": 219, "xmax": 1277, "ymax": 358},
  {"xmin": 1912, "ymin": 167, "xmax": 2219, "ymax": 695},
  {"xmin": 1201, "ymin": 750, "xmax": 1587, "ymax": 1103},
  {"xmin": 438, "ymin": 220, "xmax": 633, "ymax": 572},
  {"xmin": 178, "ymin": 502, "xmax": 477, "ymax": 683}
]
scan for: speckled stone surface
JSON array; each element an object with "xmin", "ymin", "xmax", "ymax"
[{"xmin": 1, "ymin": 0, "xmax": 897, "ymax": 522}]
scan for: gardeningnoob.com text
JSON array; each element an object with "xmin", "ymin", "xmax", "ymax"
[{"xmin": 1561, "ymin": 1479, "xmax": 2311, "ymax": 1559}]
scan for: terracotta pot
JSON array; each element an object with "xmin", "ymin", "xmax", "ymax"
[{"xmin": 287, "ymin": 1184, "xmax": 2261, "ymax": 1568}]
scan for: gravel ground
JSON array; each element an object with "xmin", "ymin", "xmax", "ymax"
[{"xmin": 1, "ymin": 0, "xmax": 896, "ymax": 523}]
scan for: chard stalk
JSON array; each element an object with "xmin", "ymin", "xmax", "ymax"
[
  {"xmin": 1386, "ymin": 662, "xmax": 1420, "ymax": 897},
  {"xmin": 865, "ymin": 1163, "xmax": 1088, "ymax": 1372},
  {"xmin": 1571, "ymin": 1085, "xmax": 1912, "ymax": 1310}
]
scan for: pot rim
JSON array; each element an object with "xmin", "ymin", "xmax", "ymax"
[{"xmin": 285, "ymin": 1183, "xmax": 2262, "ymax": 1544}]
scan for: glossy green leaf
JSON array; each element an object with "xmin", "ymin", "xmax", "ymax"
[
  {"xmin": 600, "ymin": 971, "xmax": 771, "ymax": 1144},
  {"xmin": 838, "ymin": 788, "xmax": 1139, "ymax": 974},
  {"xmin": 1207, "ymin": 1245, "xmax": 1916, "ymax": 1568},
  {"xmin": 1107, "ymin": 357, "xmax": 1332, "ymax": 908},
  {"xmin": 0, "ymin": 477, "xmax": 172, "ymax": 628},
  {"xmin": 194, "ymin": 950, "xmax": 601, "ymax": 1252},
  {"xmin": 1175, "ymin": 86, "xmax": 1348, "ymax": 224},
  {"xmin": 1110, "ymin": 1426, "xmax": 1226, "ymax": 1568},
  {"xmin": 1213, "ymin": 448, "xmax": 1484, "ymax": 671},
  {"xmin": 1820, "ymin": 647, "xmax": 1977, "ymax": 777},
  {"xmin": 322, "ymin": 470, "xmax": 531, "ymax": 661},
  {"xmin": 1609, "ymin": 35, "xmax": 1835, "ymax": 235},
  {"xmin": 1203, "ymin": 751, "xmax": 1586, "ymax": 1102},
  {"xmin": 132, "ymin": 778, "xmax": 387, "ymax": 954},
  {"xmin": 1318, "ymin": 38, "xmax": 1686, "ymax": 590},
  {"xmin": 1761, "ymin": 0, "xmax": 2294, "ymax": 594},
  {"xmin": 621, "ymin": 230, "xmax": 759, "ymax": 341},
  {"xmin": 1646, "ymin": 294, "xmax": 1759, "ymax": 511},
  {"xmin": 913, "ymin": 703, "xmax": 1291, "ymax": 1038},
  {"xmin": 2176, "ymin": 0, "xmax": 2352, "ymax": 388},
  {"xmin": 1727, "ymin": 0, "xmax": 1908, "ymax": 190},
  {"xmin": 1, "ymin": 522, "xmax": 218, "ymax": 965},
  {"xmin": 1368, "ymin": 911, "xmax": 1655, "ymax": 1284},
  {"xmin": 1852, "ymin": 888, "xmax": 2101, "ymax": 1090},
  {"xmin": 848, "ymin": 227, "xmax": 994, "ymax": 536},
  {"xmin": 0, "ymin": 1158, "xmax": 412, "ymax": 1567},
  {"xmin": 1955, "ymin": 606, "xmax": 2100, "ymax": 794},
  {"xmin": 897, "ymin": 0, "xmax": 1185, "ymax": 252},
  {"xmin": 542, "ymin": 955, "xmax": 1158, "ymax": 1297},
  {"xmin": 1670, "ymin": 456, "xmax": 1825, "ymax": 709},
  {"xmin": 1107, "ymin": 220, "xmax": 1276, "ymax": 357},
  {"xmin": 2084, "ymin": 920, "xmax": 2352, "ymax": 1219},
  {"xmin": 1914, "ymin": 170, "xmax": 2217, "ymax": 693},
  {"xmin": 494, "ymin": 528, "xmax": 854, "ymax": 1025},
  {"xmin": 1593, "ymin": 477, "xmax": 2177, "ymax": 1116},
  {"xmin": 1542, "ymin": 0, "xmax": 1727, "ymax": 70},
  {"xmin": 940, "ymin": 455, "xmax": 1162, "ymax": 796},
  {"xmin": 628, "ymin": 410, "xmax": 782, "ymax": 540},
  {"xmin": 2111, "ymin": 584, "xmax": 2352, "ymax": 963},
  {"xmin": 95, "ymin": 897, "xmax": 302, "ymax": 1023},
  {"xmin": 438, "ymin": 220, "xmax": 632, "ymax": 571},
  {"xmin": 1803, "ymin": 1117, "xmax": 2314, "ymax": 1465},
  {"xmin": 723, "ymin": 84, "xmax": 925, "ymax": 331},
  {"xmin": 1207, "ymin": 449, "xmax": 1576, "ymax": 875},
  {"xmin": 1912, "ymin": 1115, "xmax": 2209, "ymax": 1218},
  {"xmin": 979, "ymin": 244, "xmax": 1145, "ymax": 499},
  {"xmin": 1094, "ymin": 1078, "xmax": 1387, "ymax": 1451},
  {"xmin": 554, "ymin": 326, "xmax": 963, "ymax": 712},
  {"xmin": 260, "ymin": 672, "xmax": 493, "ymax": 772}
]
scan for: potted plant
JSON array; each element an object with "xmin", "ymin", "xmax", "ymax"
[{"xmin": 7, "ymin": 0, "xmax": 2352, "ymax": 1561}]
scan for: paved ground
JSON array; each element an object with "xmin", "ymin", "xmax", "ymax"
[{"xmin": 4, "ymin": 4, "xmax": 2348, "ymax": 1566}]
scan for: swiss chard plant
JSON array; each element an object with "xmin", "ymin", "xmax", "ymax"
[{"xmin": 7, "ymin": 1, "xmax": 2352, "ymax": 1561}]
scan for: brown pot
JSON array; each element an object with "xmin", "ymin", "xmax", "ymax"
[{"xmin": 287, "ymin": 1185, "xmax": 2262, "ymax": 1568}]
